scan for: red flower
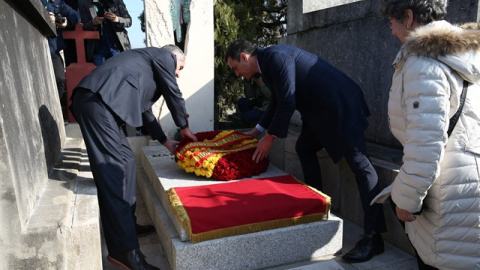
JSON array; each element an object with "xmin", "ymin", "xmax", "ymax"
[{"xmin": 175, "ymin": 131, "xmax": 269, "ymax": 181}]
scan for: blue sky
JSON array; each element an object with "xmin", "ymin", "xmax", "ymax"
[{"xmin": 123, "ymin": 0, "xmax": 145, "ymax": 48}]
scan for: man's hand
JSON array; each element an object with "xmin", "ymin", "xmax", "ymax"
[
  {"xmin": 163, "ymin": 139, "xmax": 179, "ymax": 154},
  {"xmin": 252, "ymin": 133, "xmax": 274, "ymax": 163},
  {"xmin": 180, "ymin": 127, "xmax": 198, "ymax": 142},
  {"xmin": 245, "ymin": 127, "xmax": 261, "ymax": 137},
  {"xmin": 48, "ymin": 12, "xmax": 56, "ymax": 23},
  {"xmin": 56, "ymin": 18, "xmax": 68, "ymax": 28},
  {"xmin": 92, "ymin": 16, "xmax": 104, "ymax": 25},
  {"xmin": 396, "ymin": 206, "xmax": 416, "ymax": 223}
]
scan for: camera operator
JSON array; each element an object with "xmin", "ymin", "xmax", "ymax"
[
  {"xmin": 79, "ymin": 0, "xmax": 132, "ymax": 66},
  {"xmin": 40, "ymin": 0, "xmax": 78, "ymax": 111}
]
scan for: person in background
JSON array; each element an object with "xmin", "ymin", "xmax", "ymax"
[
  {"xmin": 78, "ymin": 0, "xmax": 131, "ymax": 66},
  {"xmin": 372, "ymin": 1, "xmax": 480, "ymax": 269},
  {"xmin": 63, "ymin": 0, "xmax": 79, "ymax": 13},
  {"xmin": 237, "ymin": 74, "xmax": 271, "ymax": 126},
  {"xmin": 41, "ymin": 0, "xmax": 78, "ymax": 108},
  {"xmin": 62, "ymin": 0, "xmax": 81, "ymax": 67},
  {"xmin": 225, "ymin": 40, "xmax": 387, "ymax": 263},
  {"xmin": 70, "ymin": 45, "xmax": 197, "ymax": 269}
]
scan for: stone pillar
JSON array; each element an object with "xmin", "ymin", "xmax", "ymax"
[{"xmin": 144, "ymin": 0, "xmax": 215, "ymax": 137}]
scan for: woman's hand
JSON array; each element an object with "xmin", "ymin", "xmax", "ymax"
[
  {"xmin": 396, "ymin": 206, "xmax": 416, "ymax": 222},
  {"xmin": 104, "ymin": 12, "xmax": 119, "ymax": 23}
]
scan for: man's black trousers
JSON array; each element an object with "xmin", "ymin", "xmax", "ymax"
[
  {"xmin": 295, "ymin": 125, "xmax": 387, "ymax": 234},
  {"xmin": 71, "ymin": 88, "xmax": 139, "ymax": 255}
]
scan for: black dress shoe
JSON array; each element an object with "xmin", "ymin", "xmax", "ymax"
[
  {"xmin": 107, "ymin": 249, "xmax": 160, "ymax": 270},
  {"xmin": 136, "ymin": 224, "xmax": 155, "ymax": 237},
  {"xmin": 341, "ymin": 233, "xmax": 384, "ymax": 263}
]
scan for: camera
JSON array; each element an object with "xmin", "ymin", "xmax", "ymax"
[
  {"xmin": 93, "ymin": 0, "xmax": 115, "ymax": 17},
  {"xmin": 94, "ymin": 1, "xmax": 105, "ymax": 17},
  {"xmin": 95, "ymin": 4, "xmax": 105, "ymax": 17},
  {"xmin": 55, "ymin": 14, "xmax": 66, "ymax": 24}
]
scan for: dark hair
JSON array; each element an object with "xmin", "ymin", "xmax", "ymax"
[
  {"xmin": 379, "ymin": 0, "xmax": 447, "ymax": 24},
  {"xmin": 225, "ymin": 40, "xmax": 258, "ymax": 62}
]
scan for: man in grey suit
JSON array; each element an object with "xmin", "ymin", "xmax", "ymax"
[
  {"xmin": 70, "ymin": 45, "xmax": 197, "ymax": 269},
  {"xmin": 225, "ymin": 40, "xmax": 386, "ymax": 263}
]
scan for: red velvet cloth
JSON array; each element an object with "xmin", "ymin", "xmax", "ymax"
[{"xmin": 169, "ymin": 175, "xmax": 330, "ymax": 241}]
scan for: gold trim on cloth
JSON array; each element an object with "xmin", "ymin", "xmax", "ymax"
[
  {"xmin": 175, "ymin": 131, "xmax": 259, "ymax": 178},
  {"xmin": 166, "ymin": 176, "xmax": 331, "ymax": 243},
  {"xmin": 176, "ymin": 131, "xmax": 256, "ymax": 162}
]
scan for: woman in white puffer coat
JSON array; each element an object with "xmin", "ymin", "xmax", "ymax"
[{"xmin": 374, "ymin": 1, "xmax": 480, "ymax": 269}]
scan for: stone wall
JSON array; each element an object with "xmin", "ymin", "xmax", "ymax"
[
  {"xmin": 282, "ymin": 0, "xmax": 480, "ymax": 149},
  {"xmin": 303, "ymin": 0, "xmax": 363, "ymax": 13},
  {"xmin": 1, "ymin": 0, "xmax": 65, "ymax": 231},
  {"xmin": 0, "ymin": 0, "xmax": 75, "ymax": 268}
]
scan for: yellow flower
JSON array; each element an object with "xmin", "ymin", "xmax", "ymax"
[
  {"xmin": 207, "ymin": 163, "xmax": 215, "ymax": 171},
  {"xmin": 176, "ymin": 130, "xmax": 260, "ymax": 179}
]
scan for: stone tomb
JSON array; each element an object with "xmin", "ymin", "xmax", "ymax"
[{"xmin": 136, "ymin": 145, "xmax": 343, "ymax": 270}]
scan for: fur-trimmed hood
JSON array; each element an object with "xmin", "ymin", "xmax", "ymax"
[{"xmin": 394, "ymin": 20, "xmax": 480, "ymax": 83}]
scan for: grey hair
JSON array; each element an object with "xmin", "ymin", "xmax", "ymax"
[
  {"xmin": 379, "ymin": 0, "xmax": 448, "ymax": 24},
  {"xmin": 161, "ymin": 44, "xmax": 185, "ymax": 61}
]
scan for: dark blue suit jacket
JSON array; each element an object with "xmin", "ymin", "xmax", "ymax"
[
  {"xmin": 75, "ymin": 47, "xmax": 189, "ymax": 143},
  {"xmin": 257, "ymin": 45, "xmax": 370, "ymax": 162},
  {"xmin": 41, "ymin": 0, "xmax": 79, "ymax": 54}
]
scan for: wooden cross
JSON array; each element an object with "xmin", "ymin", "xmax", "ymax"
[
  {"xmin": 62, "ymin": 23, "xmax": 99, "ymax": 122},
  {"xmin": 62, "ymin": 23, "xmax": 99, "ymax": 64}
]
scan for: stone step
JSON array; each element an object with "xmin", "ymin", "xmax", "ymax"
[
  {"xmin": 137, "ymin": 145, "xmax": 343, "ymax": 270},
  {"xmin": 24, "ymin": 138, "xmax": 102, "ymax": 269}
]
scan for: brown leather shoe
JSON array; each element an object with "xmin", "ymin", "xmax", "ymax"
[
  {"xmin": 107, "ymin": 249, "xmax": 160, "ymax": 270},
  {"xmin": 136, "ymin": 224, "xmax": 155, "ymax": 237}
]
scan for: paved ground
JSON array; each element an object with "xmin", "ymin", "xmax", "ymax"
[{"xmin": 101, "ymin": 193, "xmax": 418, "ymax": 270}]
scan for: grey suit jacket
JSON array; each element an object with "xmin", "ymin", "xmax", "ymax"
[{"xmin": 75, "ymin": 47, "xmax": 189, "ymax": 143}]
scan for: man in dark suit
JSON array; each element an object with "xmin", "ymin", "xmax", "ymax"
[
  {"xmin": 70, "ymin": 45, "xmax": 197, "ymax": 269},
  {"xmin": 225, "ymin": 40, "xmax": 387, "ymax": 263}
]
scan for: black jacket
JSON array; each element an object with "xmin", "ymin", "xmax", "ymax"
[{"xmin": 78, "ymin": 0, "xmax": 132, "ymax": 61}]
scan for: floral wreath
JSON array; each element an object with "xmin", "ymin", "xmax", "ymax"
[{"xmin": 175, "ymin": 130, "xmax": 270, "ymax": 181}]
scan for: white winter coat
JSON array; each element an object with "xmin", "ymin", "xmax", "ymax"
[{"xmin": 373, "ymin": 21, "xmax": 480, "ymax": 269}]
